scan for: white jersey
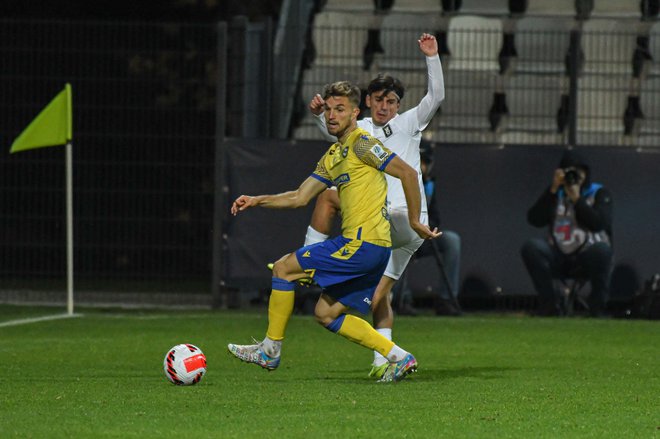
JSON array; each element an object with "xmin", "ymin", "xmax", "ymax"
[{"xmin": 314, "ymin": 55, "xmax": 445, "ymax": 214}]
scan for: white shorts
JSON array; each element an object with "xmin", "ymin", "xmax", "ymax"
[{"xmin": 383, "ymin": 208, "xmax": 428, "ymax": 280}]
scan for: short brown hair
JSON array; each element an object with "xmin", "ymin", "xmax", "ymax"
[{"xmin": 322, "ymin": 81, "xmax": 361, "ymax": 108}]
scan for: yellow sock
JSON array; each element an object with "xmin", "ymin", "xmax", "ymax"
[
  {"xmin": 266, "ymin": 279, "xmax": 295, "ymax": 341},
  {"xmin": 337, "ymin": 314, "xmax": 395, "ymax": 357}
]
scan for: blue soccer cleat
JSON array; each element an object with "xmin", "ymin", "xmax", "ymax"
[
  {"xmin": 377, "ymin": 353, "xmax": 418, "ymax": 383},
  {"xmin": 227, "ymin": 341, "xmax": 280, "ymax": 371}
]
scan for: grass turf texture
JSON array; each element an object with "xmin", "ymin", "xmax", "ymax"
[{"xmin": 0, "ymin": 306, "xmax": 657, "ymax": 438}]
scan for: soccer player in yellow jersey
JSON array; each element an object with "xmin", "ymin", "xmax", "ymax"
[{"xmin": 228, "ymin": 81, "xmax": 440, "ymax": 382}]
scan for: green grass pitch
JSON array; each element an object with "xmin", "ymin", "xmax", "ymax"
[{"xmin": 0, "ymin": 305, "xmax": 658, "ymax": 438}]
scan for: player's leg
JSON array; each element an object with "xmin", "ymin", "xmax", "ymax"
[
  {"xmin": 228, "ymin": 252, "xmax": 308, "ymax": 369},
  {"xmin": 369, "ymin": 209, "xmax": 425, "ymax": 376},
  {"xmin": 315, "ymin": 294, "xmax": 417, "ymax": 382},
  {"xmin": 305, "ymin": 187, "xmax": 339, "ymax": 246}
]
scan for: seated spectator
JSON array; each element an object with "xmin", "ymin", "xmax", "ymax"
[{"xmin": 521, "ymin": 149, "xmax": 613, "ymax": 317}]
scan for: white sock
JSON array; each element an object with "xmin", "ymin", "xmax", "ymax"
[
  {"xmin": 385, "ymin": 345, "xmax": 409, "ymax": 363},
  {"xmin": 261, "ymin": 337, "xmax": 281, "ymax": 358},
  {"xmin": 304, "ymin": 226, "xmax": 329, "ymax": 246},
  {"xmin": 373, "ymin": 328, "xmax": 392, "ymax": 366}
]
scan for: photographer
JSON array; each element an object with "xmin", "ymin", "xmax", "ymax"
[{"xmin": 521, "ymin": 149, "xmax": 613, "ymax": 317}]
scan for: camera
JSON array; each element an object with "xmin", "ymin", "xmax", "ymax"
[{"xmin": 563, "ymin": 168, "xmax": 580, "ymax": 186}]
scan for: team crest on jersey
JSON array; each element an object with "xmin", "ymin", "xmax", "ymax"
[
  {"xmin": 370, "ymin": 144, "xmax": 388, "ymax": 160},
  {"xmin": 383, "ymin": 124, "xmax": 393, "ymax": 137}
]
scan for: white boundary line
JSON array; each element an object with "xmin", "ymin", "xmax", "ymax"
[{"xmin": 0, "ymin": 313, "xmax": 82, "ymax": 328}]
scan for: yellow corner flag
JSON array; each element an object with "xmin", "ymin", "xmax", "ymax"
[{"xmin": 10, "ymin": 83, "xmax": 72, "ymax": 153}]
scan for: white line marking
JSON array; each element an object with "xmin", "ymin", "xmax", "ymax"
[{"xmin": 0, "ymin": 313, "xmax": 82, "ymax": 328}]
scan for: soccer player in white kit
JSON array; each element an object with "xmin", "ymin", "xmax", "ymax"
[{"xmin": 306, "ymin": 33, "xmax": 445, "ymax": 378}]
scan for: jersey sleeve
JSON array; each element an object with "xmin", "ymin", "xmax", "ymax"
[
  {"xmin": 353, "ymin": 135, "xmax": 397, "ymax": 171},
  {"xmin": 311, "ymin": 156, "xmax": 333, "ymax": 187}
]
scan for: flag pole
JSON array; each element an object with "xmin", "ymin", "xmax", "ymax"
[{"xmin": 65, "ymin": 140, "xmax": 74, "ymax": 315}]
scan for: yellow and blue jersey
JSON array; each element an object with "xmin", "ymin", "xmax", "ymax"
[{"xmin": 311, "ymin": 127, "xmax": 396, "ymax": 247}]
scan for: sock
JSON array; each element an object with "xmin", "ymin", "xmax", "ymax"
[
  {"xmin": 304, "ymin": 226, "xmax": 329, "ymax": 246},
  {"xmin": 261, "ymin": 337, "xmax": 282, "ymax": 358},
  {"xmin": 265, "ymin": 278, "xmax": 295, "ymax": 346},
  {"xmin": 373, "ymin": 328, "xmax": 392, "ymax": 366},
  {"xmin": 326, "ymin": 314, "xmax": 395, "ymax": 358},
  {"xmin": 385, "ymin": 344, "xmax": 409, "ymax": 363}
]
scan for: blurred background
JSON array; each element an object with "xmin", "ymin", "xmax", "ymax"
[{"xmin": 1, "ymin": 0, "xmax": 658, "ymax": 312}]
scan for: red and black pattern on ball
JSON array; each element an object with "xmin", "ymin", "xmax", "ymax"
[
  {"xmin": 166, "ymin": 349, "xmax": 185, "ymax": 385},
  {"xmin": 185, "ymin": 344, "xmax": 198, "ymax": 352},
  {"xmin": 192, "ymin": 371, "xmax": 204, "ymax": 384}
]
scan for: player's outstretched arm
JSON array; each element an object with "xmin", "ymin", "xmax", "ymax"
[
  {"xmin": 414, "ymin": 33, "xmax": 445, "ymax": 128},
  {"xmin": 384, "ymin": 155, "xmax": 441, "ymax": 240},
  {"xmin": 231, "ymin": 176, "xmax": 327, "ymax": 216}
]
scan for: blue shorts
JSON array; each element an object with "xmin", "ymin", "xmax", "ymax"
[{"xmin": 295, "ymin": 236, "xmax": 391, "ymax": 314}]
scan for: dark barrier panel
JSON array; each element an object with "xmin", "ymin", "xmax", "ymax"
[
  {"xmin": 226, "ymin": 139, "xmax": 660, "ymax": 296},
  {"xmin": 225, "ymin": 139, "xmax": 328, "ymax": 288}
]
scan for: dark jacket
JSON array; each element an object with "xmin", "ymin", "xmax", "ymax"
[{"xmin": 527, "ymin": 150, "xmax": 613, "ymax": 239}]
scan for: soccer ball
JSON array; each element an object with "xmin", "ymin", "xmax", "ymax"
[{"xmin": 163, "ymin": 344, "xmax": 207, "ymax": 385}]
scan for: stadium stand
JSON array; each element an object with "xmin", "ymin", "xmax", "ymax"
[
  {"xmin": 514, "ymin": 17, "xmax": 574, "ymax": 74},
  {"xmin": 378, "ymin": 12, "xmax": 441, "ymax": 70},
  {"xmin": 311, "ymin": 11, "xmax": 373, "ymax": 67},
  {"xmin": 525, "ymin": 0, "xmax": 576, "ymax": 17},
  {"xmin": 581, "ymin": 19, "xmax": 639, "ymax": 75}
]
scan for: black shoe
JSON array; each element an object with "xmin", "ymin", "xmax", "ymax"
[{"xmin": 435, "ymin": 299, "xmax": 462, "ymax": 316}]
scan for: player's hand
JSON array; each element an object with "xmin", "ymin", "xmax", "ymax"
[
  {"xmin": 231, "ymin": 195, "xmax": 257, "ymax": 216},
  {"xmin": 418, "ymin": 33, "xmax": 438, "ymax": 57},
  {"xmin": 309, "ymin": 93, "xmax": 325, "ymax": 116},
  {"xmin": 411, "ymin": 222, "xmax": 442, "ymax": 240}
]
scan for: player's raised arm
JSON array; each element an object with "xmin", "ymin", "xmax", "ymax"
[
  {"xmin": 231, "ymin": 176, "xmax": 327, "ymax": 216},
  {"xmin": 414, "ymin": 33, "xmax": 445, "ymax": 128},
  {"xmin": 383, "ymin": 155, "xmax": 441, "ymax": 240}
]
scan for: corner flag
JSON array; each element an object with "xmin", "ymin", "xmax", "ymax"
[{"xmin": 10, "ymin": 83, "xmax": 72, "ymax": 153}]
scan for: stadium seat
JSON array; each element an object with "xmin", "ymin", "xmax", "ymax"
[
  {"xmin": 649, "ymin": 22, "xmax": 660, "ymax": 77},
  {"xmin": 500, "ymin": 131, "xmax": 565, "ymax": 145},
  {"xmin": 378, "ymin": 12, "xmax": 441, "ymax": 70},
  {"xmin": 439, "ymin": 70, "xmax": 497, "ymax": 132},
  {"xmin": 577, "ymin": 75, "xmax": 630, "ymax": 133},
  {"xmin": 322, "ymin": 0, "xmax": 375, "ymax": 12},
  {"xmin": 581, "ymin": 19, "xmax": 638, "ymax": 75},
  {"xmin": 391, "ymin": 0, "xmax": 442, "ymax": 13},
  {"xmin": 447, "ymin": 15, "xmax": 503, "ymax": 71},
  {"xmin": 504, "ymin": 75, "xmax": 565, "ymax": 132},
  {"xmin": 590, "ymin": 0, "xmax": 641, "ymax": 18},
  {"xmin": 640, "ymin": 77, "xmax": 660, "ymax": 135},
  {"xmin": 460, "ymin": 0, "xmax": 510, "ymax": 15},
  {"xmin": 514, "ymin": 17, "xmax": 574, "ymax": 74},
  {"xmin": 526, "ymin": 0, "xmax": 576, "ymax": 16},
  {"xmin": 311, "ymin": 11, "xmax": 373, "ymax": 67}
]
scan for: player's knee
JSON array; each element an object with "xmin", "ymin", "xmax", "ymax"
[
  {"xmin": 271, "ymin": 256, "xmax": 291, "ymax": 279},
  {"xmin": 313, "ymin": 305, "xmax": 337, "ymax": 327}
]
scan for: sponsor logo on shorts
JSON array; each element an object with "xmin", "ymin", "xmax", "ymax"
[
  {"xmin": 302, "ymin": 250, "xmax": 311, "ymax": 257},
  {"xmin": 363, "ymin": 297, "xmax": 372, "ymax": 305}
]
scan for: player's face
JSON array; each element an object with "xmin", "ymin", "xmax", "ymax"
[
  {"xmin": 324, "ymin": 96, "xmax": 358, "ymax": 138},
  {"xmin": 366, "ymin": 90, "xmax": 400, "ymax": 126}
]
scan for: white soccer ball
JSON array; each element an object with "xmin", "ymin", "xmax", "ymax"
[{"xmin": 163, "ymin": 344, "xmax": 207, "ymax": 385}]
